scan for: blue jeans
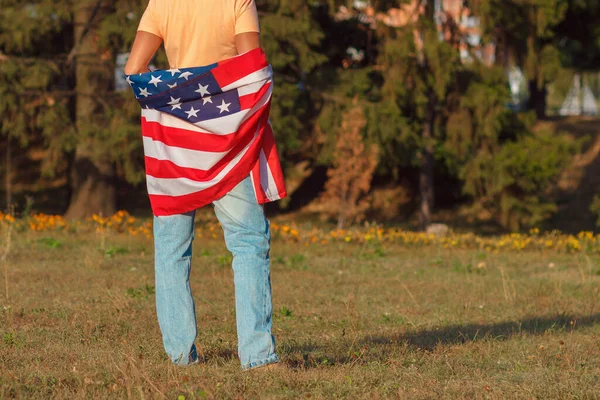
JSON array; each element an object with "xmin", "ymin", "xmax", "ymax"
[{"xmin": 153, "ymin": 176, "xmax": 279, "ymax": 369}]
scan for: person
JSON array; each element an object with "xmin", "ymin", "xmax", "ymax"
[{"xmin": 124, "ymin": 0, "xmax": 283, "ymax": 371}]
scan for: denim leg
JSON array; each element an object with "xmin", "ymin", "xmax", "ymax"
[
  {"xmin": 153, "ymin": 211, "xmax": 198, "ymax": 365},
  {"xmin": 213, "ymin": 176, "xmax": 279, "ymax": 369}
]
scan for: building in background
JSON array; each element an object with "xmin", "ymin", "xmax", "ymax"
[
  {"xmin": 559, "ymin": 74, "xmax": 599, "ymax": 116},
  {"xmin": 334, "ymin": 0, "xmax": 495, "ymax": 66},
  {"xmin": 334, "ymin": 1, "xmax": 534, "ymax": 108}
]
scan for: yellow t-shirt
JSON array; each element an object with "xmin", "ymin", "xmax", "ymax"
[{"xmin": 137, "ymin": 0, "xmax": 260, "ymax": 68}]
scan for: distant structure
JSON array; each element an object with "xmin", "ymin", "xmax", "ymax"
[
  {"xmin": 559, "ymin": 74, "xmax": 599, "ymax": 116},
  {"xmin": 334, "ymin": 0, "xmax": 495, "ymax": 67}
]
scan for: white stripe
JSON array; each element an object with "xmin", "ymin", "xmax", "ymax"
[
  {"xmin": 141, "ymin": 85, "xmax": 272, "ymax": 135},
  {"xmin": 146, "ymin": 125, "xmax": 259, "ymax": 197},
  {"xmin": 259, "ymin": 149, "xmax": 282, "ymax": 201},
  {"xmin": 143, "ymin": 136, "xmax": 229, "ymax": 170},
  {"xmin": 221, "ymin": 66, "xmax": 272, "ymax": 92},
  {"xmin": 237, "ymin": 79, "xmax": 272, "ymax": 97}
]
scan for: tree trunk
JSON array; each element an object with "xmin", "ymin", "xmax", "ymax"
[
  {"xmin": 419, "ymin": 95, "xmax": 435, "ymax": 231},
  {"xmin": 65, "ymin": 0, "xmax": 116, "ymax": 219},
  {"xmin": 417, "ymin": 1, "xmax": 436, "ymax": 231},
  {"xmin": 5, "ymin": 137, "xmax": 12, "ymax": 210},
  {"xmin": 527, "ymin": 79, "xmax": 547, "ymax": 119}
]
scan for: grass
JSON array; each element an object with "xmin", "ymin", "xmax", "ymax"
[{"xmin": 1, "ymin": 222, "xmax": 600, "ymax": 399}]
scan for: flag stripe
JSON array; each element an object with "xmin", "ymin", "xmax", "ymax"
[
  {"xmin": 224, "ymin": 67, "xmax": 272, "ymax": 93},
  {"xmin": 143, "ymin": 136, "xmax": 229, "ymax": 170},
  {"xmin": 146, "ymin": 126, "xmax": 259, "ymax": 197},
  {"xmin": 260, "ymin": 122, "xmax": 287, "ymax": 197},
  {"xmin": 142, "ymin": 102, "xmax": 268, "ymax": 152},
  {"xmin": 148, "ymin": 126, "xmax": 265, "ymax": 215},
  {"xmin": 237, "ymin": 77, "xmax": 272, "ymax": 97},
  {"xmin": 213, "ymin": 48, "xmax": 268, "ymax": 88},
  {"xmin": 238, "ymin": 81, "xmax": 272, "ymax": 112},
  {"xmin": 145, "ymin": 121, "xmax": 258, "ymax": 184},
  {"xmin": 258, "ymin": 149, "xmax": 281, "ymax": 201}
]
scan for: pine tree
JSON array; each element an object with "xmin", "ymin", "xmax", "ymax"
[
  {"xmin": 320, "ymin": 99, "xmax": 378, "ymax": 229},
  {"xmin": 0, "ymin": 0, "xmax": 74, "ymax": 211},
  {"xmin": 65, "ymin": 0, "xmax": 117, "ymax": 219},
  {"xmin": 65, "ymin": 0, "xmax": 150, "ymax": 218},
  {"xmin": 472, "ymin": 0, "xmax": 569, "ymax": 118},
  {"xmin": 256, "ymin": 0, "xmax": 327, "ymax": 166},
  {"xmin": 375, "ymin": 11, "xmax": 462, "ymax": 230},
  {"xmin": 0, "ymin": 1, "xmax": 147, "ymax": 217}
]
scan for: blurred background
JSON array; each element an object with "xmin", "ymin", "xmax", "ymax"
[{"xmin": 0, "ymin": 0, "xmax": 599, "ymax": 233}]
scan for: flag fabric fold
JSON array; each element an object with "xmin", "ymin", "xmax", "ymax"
[{"xmin": 127, "ymin": 49, "xmax": 287, "ymax": 216}]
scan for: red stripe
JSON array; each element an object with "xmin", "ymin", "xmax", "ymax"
[
  {"xmin": 142, "ymin": 101, "xmax": 269, "ymax": 152},
  {"xmin": 261, "ymin": 119, "xmax": 287, "ymax": 199},
  {"xmin": 251, "ymin": 152, "xmax": 267, "ymax": 204},
  {"xmin": 148, "ymin": 130, "xmax": 265, "ymax": 216},
  {"xmin": 238, "ymin": 81, "xmax": 271, "ymax": 111},
  {"xmin": 212, "ymin": 48, "xmax": 268, "ymax": 88},
  {"xmin": 144, "ymin": 121, "xmax": 257, "ymax": 181},
  {"xmin": 143, "ymin": 119, "xmax": 237, "ymax": 152}
]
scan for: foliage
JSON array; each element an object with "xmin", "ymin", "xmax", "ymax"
[
  {"xmin": 0, "ymin": 0, "xmax": 74, "ymax": 175},
  {"xmin": 464, "ymin": 127, "xmax": 579, "ymax": 231},
  {"xmin": 257, "ymin": 0, "xmax": 328, "ymax": 164},
  {"xmin": 320, "ymin": 101, "xmax": 378, "ymax": 228},
  {"xmin": 374, "ymin": 25, "xmax": 461, "ymax": 170},
  {"xmin": 444, "ymin": 63, "xmax": 579, "ymax": 230},
  {"xmin": 473, "ymin": 0, "xmax": 569, "ymax": 117}
]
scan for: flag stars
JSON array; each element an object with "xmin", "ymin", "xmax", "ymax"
[
  {"xmin": 148, "ymin": 75, "xmax": 163, "ymax": 87},
  {"xmin": 202, "ymin": 96, "xmax": 213, "ymax": 105},
  {"xmin": 139, "ymin": 87, "xmax": 151, "ymax": 98},
  {"xmin": 125, "ymin": 76, "xmax": 133, "ymax": 86},
  {"xmin": 167, "ymin": 83, "xmax": 178, "ymax": 89},
  {"xmin": 194, "ymin": 83, "xmax": 211, "ymax": 97},
  {"xmin": 168, "ymin": 96, "xmax": 182, "ymax": 110},
  {"xmin": 179, "ymin": 71, "xmax": 194, "ymax": 81},
  {"xmin": 217, "ymin": 100, "xmax": 232, "ymax": 114},
  {"xmin": 185, "ymin": 106, "xmax": 200, "ymax": 119},
  {"xmin": 167, "ymin": 68, "xmax": 181, "ymax": 76}
]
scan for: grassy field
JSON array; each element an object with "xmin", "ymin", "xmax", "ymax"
[{"xmin": 1, "ymin": 218, "xmax": 600, "ymax": 399}]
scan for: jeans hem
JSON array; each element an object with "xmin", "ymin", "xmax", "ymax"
[
  {"xmin": 172, "ymin": 345, "xmax": 199, "ymax": 366},
  {"xmin": 241, "ymin": 354, "xmax": 280, "ymax": 370}
]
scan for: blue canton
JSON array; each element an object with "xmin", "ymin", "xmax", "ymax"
[{"xmin": 126, "ymin": 64, "xmax": 242, "ymax": 123}]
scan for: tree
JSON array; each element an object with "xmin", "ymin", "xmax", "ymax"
[
  {"xmin": 256, "ymin": 0, "xmax": 328, "ymax": 166},
  {"xmin": 65, "ymin": 0, "xmax": 118, "ymax": 219},
  {"xmin": 445, "ymin": 66, "xmax": 579, "ymax": 230},
  {"xmin": 554, "ymin": 0, "xmax": 600, "ymax": 72},
  {"xmin": 375, "ymin": 13, "xmax": 461, "ymax": 230},
  {"xmin": 320, "ymin": 100, "xmax": 378, "ymax": 229},
  {"xmin": 0, "ymin": 0, "xmax": 74, "ymax": 211},
  {"xmin": 473, "ymin": 0, "xmax": 569, "ymax": 118},
  {"xmin": 65, "ymin": 0, "xmax": 149, "ymax": 218}
]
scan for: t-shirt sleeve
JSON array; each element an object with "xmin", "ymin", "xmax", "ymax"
[
  {"xmin": 137, "ymin": 0, "xmax": 162, "ymax": 38},
  {"xmin": 235, "ymin": 0, "xmax": 260, "ymax": 35}
]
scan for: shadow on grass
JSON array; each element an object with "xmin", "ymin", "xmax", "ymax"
[
  {"xmin": 364, "ymin": 313, "xmax": 600, "ymax": 350},
  {"xmin": 281, "ymin": 313, "xmax": 600, "ymax": 368}
]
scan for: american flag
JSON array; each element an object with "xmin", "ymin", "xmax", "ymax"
[{"xmin": 127, "ymin": 49, "xmax": 287, "ymax": 216}]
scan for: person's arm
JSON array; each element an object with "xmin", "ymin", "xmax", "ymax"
[
  {"xmin": 235, "ymin": 0, "xmax": 260, "ymax": 54},
  {"xmin": 124, "ymin": 31, "xmax": 162, "ymax": 75},
  {"xmin": 235, "ymin": 32, "xmax": 261, "ymax": 54}
]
